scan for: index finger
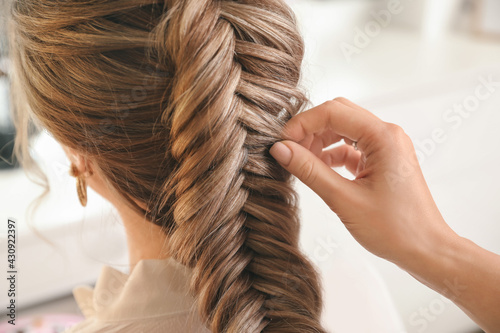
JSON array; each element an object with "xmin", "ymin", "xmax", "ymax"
[{"xmin": 284, "ymin": 98, "xmax": 385, "ymax": 151}]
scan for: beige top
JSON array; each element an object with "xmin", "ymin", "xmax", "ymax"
[{"xmin": 64, "ymin": 258, "xmax": 212, "ymax": 333}]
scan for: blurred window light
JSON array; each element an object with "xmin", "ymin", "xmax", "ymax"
[{"xmin": 422, "ymin": 0, "xmax": 461, "ymax": 40}]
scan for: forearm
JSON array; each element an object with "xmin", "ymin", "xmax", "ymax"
[{"xmin": 401, "ymin": 230, "xmax": 500, "ymax": 332}]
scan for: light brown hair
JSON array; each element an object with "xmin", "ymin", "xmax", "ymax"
[{"xmin": 9, "ymin": 0, "xmax": 327, "ymax": 331}]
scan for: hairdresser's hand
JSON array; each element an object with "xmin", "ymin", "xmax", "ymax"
[
  {"xmin": 270, "ymin": 98, "xmax": 456, "ymax": 266},
  {"xmin": 270, "ymin": 98, "xmax": 500, "ymax": 332}
]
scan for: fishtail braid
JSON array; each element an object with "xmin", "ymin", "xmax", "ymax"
[{"xmin": 154, "ymin": 1, "xmax": 327, "ymax": 332}]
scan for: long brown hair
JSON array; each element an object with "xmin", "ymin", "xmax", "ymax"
[{"xmin": 9, "ymin": 0, "xmax": 327, "ymax": 331}]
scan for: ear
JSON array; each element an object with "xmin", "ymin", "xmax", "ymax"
[{"xmin": 61, "ymin": 144, "xmax": 94, "ymax": 176}]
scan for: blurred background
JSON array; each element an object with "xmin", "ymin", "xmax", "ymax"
[{"xmin": 1, "ymin": 0, "xmax": 499, "ymax": 332}]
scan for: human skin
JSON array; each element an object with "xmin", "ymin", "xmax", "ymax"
[
  {"xmin": 269, "ymin": 97, "xmax": 500, "ymax": 332},
  {"xmin": 61, "ymin": 145, "xmax": 170, "ymax": 272}
]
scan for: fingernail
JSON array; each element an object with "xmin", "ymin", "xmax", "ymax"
[{"xmin": 270, "ymin": 142, "xmax": 292, "ymax": 166}]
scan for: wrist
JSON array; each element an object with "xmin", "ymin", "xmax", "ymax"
[{"xmin": 394, "ymin": 221, "xmax": 464, "ymax": 289}]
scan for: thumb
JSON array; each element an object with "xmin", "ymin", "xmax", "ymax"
[{"xmin": 270, "ymin": 141, "xmax": 356, "ymax": 210}]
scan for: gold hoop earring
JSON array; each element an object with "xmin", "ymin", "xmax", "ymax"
[
  {"xmin": 69, "ymin": 163, "xmax": 89, "ymax": 207},
  {"xmin": 76, "ymin": 175, "xmax": 88, "ymax": 207}
]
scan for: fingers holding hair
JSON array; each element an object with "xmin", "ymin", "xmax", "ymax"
[
  {"xmin": 283, "ymin": 98, "xmax": 385, "ymax": 153},
  {"xmin": 269, "ymin": 140, "xmax": 357, "ymax": 210},
  {"xmin": 270, "ymin": 98, "xmax": 383, "ymax": 210}
]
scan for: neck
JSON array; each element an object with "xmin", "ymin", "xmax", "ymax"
[
  {"xmin": 83, "ymin": 163, "xmax": 170, "ymax": 272},
  {"xmin": 116, "ymin": 201, "xmax": 170, "ymax": 272}
]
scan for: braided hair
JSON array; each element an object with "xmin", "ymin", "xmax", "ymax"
[{"xmin": 10, "ymin": 0, "xmax": 327, "ymax": 331}]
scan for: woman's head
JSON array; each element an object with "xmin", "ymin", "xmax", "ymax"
[{"xmin": 10, "ymin": 0, "xmax": 326, "ymax": 331}]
